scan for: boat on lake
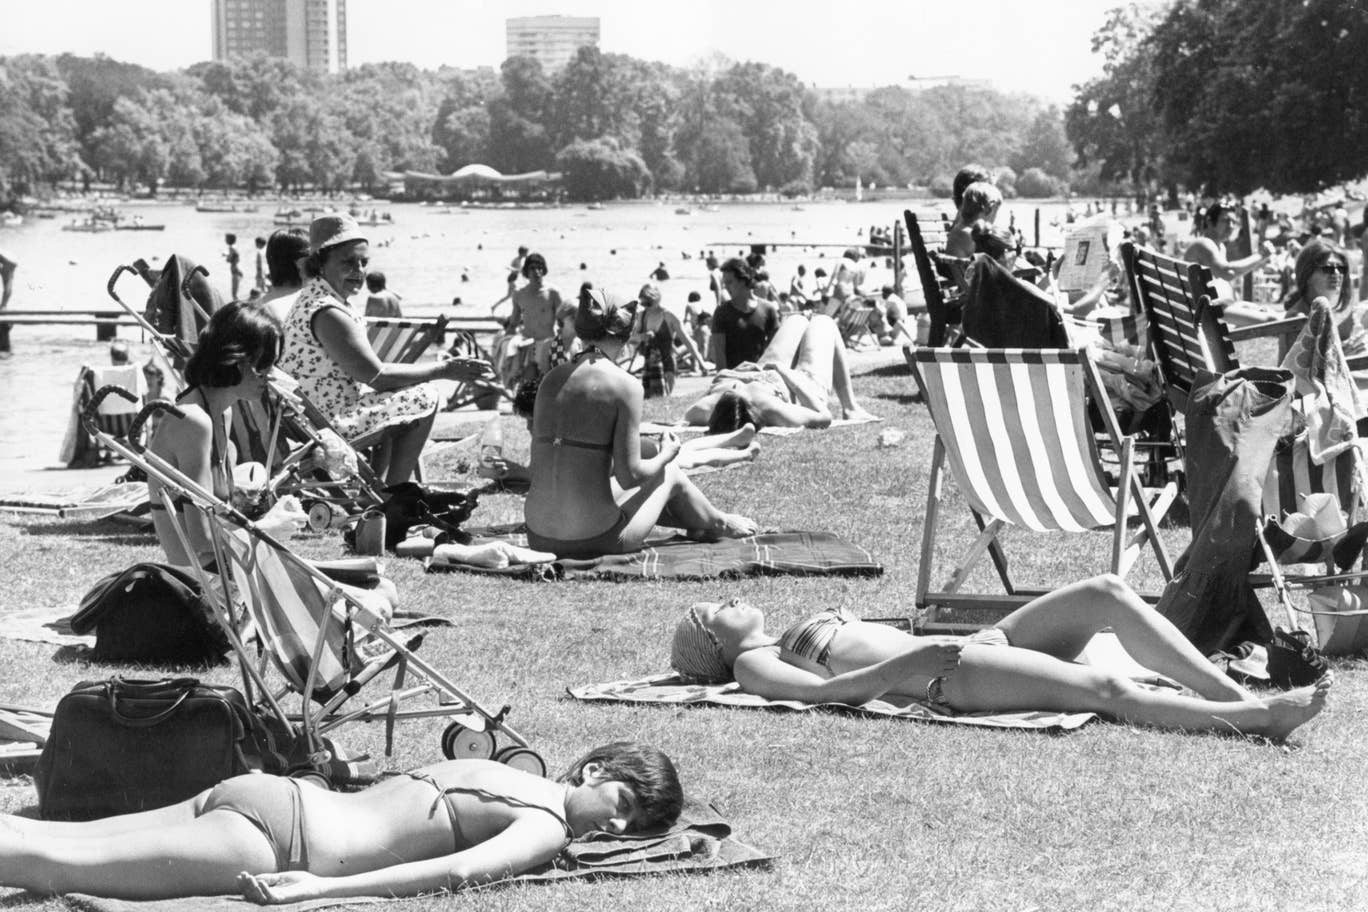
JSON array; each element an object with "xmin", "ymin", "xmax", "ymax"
[
  {"xmin": 195, "ymin": 202, "xmax": 260, "ymax": 213},
  {"xmin": 62, "ymin": 219, "xmax": 113, "ymax": 232},
  {"xmin": 273, "ymin": 208, "xmax": 305, "ymax": 225},
  {"xmin": 0, "ymin": 212, "xmax": 23, "ymax": 228}
]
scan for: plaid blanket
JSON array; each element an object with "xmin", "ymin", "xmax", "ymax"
[
  {"xmin": 62, "ymin": 798, "xmax": 772, "ymax": 912},
  {"xmin": 427, "ymin": 529, "xmax": 883, "ymax": 580}
]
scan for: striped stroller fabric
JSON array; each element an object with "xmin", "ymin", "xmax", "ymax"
[
  {"xmin": 220, "ymin": 527, "xmax": 356, "ymax": 702},
  {"xmin": 909, "ymin": 348, "xmax": 1117, "ymax": 532},
  {"xmin": 366, "ymin": 316, "xmax": 449, "ymax": 364},
  {"xmin": 1095, "ymin": 310, "xmax": 1148, "ymax": 350}
]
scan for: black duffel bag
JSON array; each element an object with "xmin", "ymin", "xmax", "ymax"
[
  {"xmin": 69, "ymin": 562, "xmax": 229, "ymax": 665},
  {"xmin": 34, "ymin": 677, "xmax": 290, "ymax": 820}
]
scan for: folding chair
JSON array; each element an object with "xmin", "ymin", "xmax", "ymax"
[
  {"xmin": 444, "ymin": 329, "xmax": 513, "ymax": 412},
  {"xmin": 65, "ymin": 365, "xmax": 147, "ymax": 467},
  {"xmin": 824, "ymin": 297, "xmax": 880, "ymax": 350},
  {"xmin": 366, "ymin": 315, "xmax": 450, "ymax": 364},
  {"xmin": 903, "ymin": 210, "xmax": 963, "ymax": 347},
  {"xmin": 82, "ymin": 391, "xmax": 546, "ymax": 777},
  {"xmin": 907, "ymin": 347, "xmax": 1178, "ymax": 633}
]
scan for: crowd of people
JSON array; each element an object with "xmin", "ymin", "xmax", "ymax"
[{"xmin": 1, "ymin": 175, "xmax": 1354, "ymax": 901}]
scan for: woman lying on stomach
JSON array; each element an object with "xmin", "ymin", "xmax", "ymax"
[
  {"xmin": 0, "ymin": 742, "xmax": 681, "ymax": 903},
  {"xmin": 671, "ymin": 575, "xmax": 1330, "ymax": 740},
  {"xmin": 683, "ymin": 312, "xmax": 874, "ymax": 431},
  {"xmin": 523, "ymin": 286, "xmax": 756, "ymax": 558}
]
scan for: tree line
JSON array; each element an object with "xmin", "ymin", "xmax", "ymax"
[
  {"xmin": 1066, "ymin": 0, "xmax": 1368, "ymax": 198},
  {"xmin": 0, "ymin": 48, "xmax": 1077, "ymax": 203}
]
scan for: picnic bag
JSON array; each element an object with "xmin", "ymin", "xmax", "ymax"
[
  {"xmin": 34, "ymin": 677, "xmax": 290, "ymax": 820},
  {"xmin": 69, "ymin": 562, "xmax": 229, "ymax": 664}
]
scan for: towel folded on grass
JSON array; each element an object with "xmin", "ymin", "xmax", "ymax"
[
  {"xmin": 427, "ymin": 529, "xmax": 883, "ymax": 580},
  {"xmin": 62, "ymin": 798, "xmax": 772, "ymax": 912}
]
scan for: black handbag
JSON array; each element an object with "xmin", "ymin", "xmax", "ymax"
[
  {"xmin": 34, "ymin": 677, "xmax": 289, "ymax": 820},
  {"xmin": 69, "ymin": 562, "xmax": 229, "ymax": 664}
]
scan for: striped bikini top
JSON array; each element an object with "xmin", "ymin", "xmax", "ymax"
[{"xmin": 776, "ymin": 607, "xmax": 856, "ymax": 673}]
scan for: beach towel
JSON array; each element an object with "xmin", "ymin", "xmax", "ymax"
[
  {"xmin": 0, "ymin": 482, "xmax": 148, "ymax": 522},
  {"xmin": 0, "ymin": 607, "xmax": 93, "ymax": 648},
  {"xmin": 569, "ymin": 633, "xmax": 1166, "ymax": 732},
  {"xmin": 1280, "ymin": 296, "xmax": 1364, "ymax": 466},
  {"xmin": 643, "ymin": 415, "xmax": 882, "ymax": 438},
  {"xmin": 61, "ymin": 797, "xmax": 772, "ymax": 912},
  {"xmin": 427, "ymin": 529, "xmax": 883, "ymax": 580}
]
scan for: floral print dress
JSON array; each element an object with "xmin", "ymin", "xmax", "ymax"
[{"xmin": 278, "ymin": 277, "xmax": 439, "ymax": 441}]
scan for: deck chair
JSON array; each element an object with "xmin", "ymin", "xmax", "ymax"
[
  {"xmin": 824, "ymin": 297, "xmax": 880, "ymax": 350},
  {"xmin": 62, "ymin": 366, "xmax": 147, "ymax": 467},
  {"xmin": 367, "ymin": 315, "xmax": 450, "ymax": 364},
  {"xmin": 81, "ymin": 395, "xmax": 546, "ymax": 777},
  {"xmin": 904, "ymin": 210, "xmax": 963, "ymax": 347},
  {"xmin": 445, "ymin": 329, "xmax": 513, "ymax": 412},
  {"xmin": 907, "ymin": 347, "xmax": 1178, "ymax": 632}
]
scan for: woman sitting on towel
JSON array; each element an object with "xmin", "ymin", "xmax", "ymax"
[
  {"xmin": 0, "ymin": 742, "xmax": 681, "ymax": 902},
  {"xmin": 671, "ymin": 575, "xmax": 1331, "ymax": 740},
  {"xmin": 683, "ymin": 312, "xmax": 875, "ymax": 431},
  {"xmin": 146, "ymin": 301, "xmax": 285, "ymax": 568},
  {"xmin": 524, "ymin": 287, "xmax": 757, "ymax": 558},
  {"xmin": 277, "ymin": 215, "xmax": 493, "ymax": 485}
]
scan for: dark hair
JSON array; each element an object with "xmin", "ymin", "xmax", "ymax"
[
  {"xmin": 513, "ymin": 377, "xmax": 540, "ymax": 419},
  {"xmin": 687, "ymin": 290, "xmax": 702, "ymax": 303},
  {"xmin": 707, "ymin": 390, "xmax": 759, "ymax": 433},
  {"xmin": 365, "ymin": 270, "xmax": 386, "ymax": 292},
  {"xmin": 254, "ymin": 236, "xmax": 266, "ymax": 247},
  {"xmin": 719, "ymin": 257, "xmax": 755, "ymax": 289},
  {"xmin": 970, "ymin": 220, "xmax": 1018, "ymax": 261},
  {"xmin": 953, "ymin": 164, "xmax": 993, "ymax": 209},
  {"xmin": 960, "ymin": 182, "xmax": 1002, "ymax": 223},
  {"xmin": 558, "ymin": 741, "xmax": 683, "ymax": 832},
  {"xmin": 184, "ymin": 302, "xmax": 282, "ymax": 389},
  {"xmin": 1203, "ymin": 202, "xmax": 1235, "ymax": 232},
  {"xmin": 745, "ymin": 252, "xmax": 766, "ymax": 270},
  {"xmin": 517, "ymin": 245, "xmax": 529, "ymax": 255},
  {"xmin": 705, "ymin": 254, "xmax": 719, "ymax": 270},
  {"xmin": 225, "ymin": 232, "xmax": 238, "ymax": 245},
  {"xmin": 1290, "ymin": 238, "xmax": 1353, "ymax": 312},
  {"xmin": 266, "ymin": 228, "xmax": 309, "ymax": 287},
  {"xmin": 522, "ymin": 252, "xmax": 548, "ymax": 279},
  {"xmin": 574, "ymin": 287, "xmax": 636, "ymax": 341}
]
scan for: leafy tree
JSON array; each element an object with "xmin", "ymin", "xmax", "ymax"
[
  {"xmin": 54, "ymin": 53, "xmax": 166, "ymax": 168},
  {"xmin": 0, "ymin": 56, "xmax": 85, "ymax": 196},
  {"xmin": 89, "ymin": 94, "xmax": 168, "ymax": 192},
  {"xmin": 556, "ymin": 136, "xmax": 650, "ymax": 200},
  {"xmin": 487, "ymin": 57, "xmax": 554, "ymax": 172},
  {"xmin": 713, "ymin": 62, "xmax": 816, "ymax": 190},
  {"xmin": 1010, "ymin": 107, "xmax": 1073, "ymax": 180}
]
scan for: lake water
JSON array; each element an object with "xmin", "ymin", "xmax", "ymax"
[{"xmin": 0, "ymin": 196, "xmax": 1097, "ymax": 478}]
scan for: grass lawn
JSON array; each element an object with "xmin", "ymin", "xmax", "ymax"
[{"xmin": 1, "ymin": 357, "xmax": 1366, "ymax": 911}]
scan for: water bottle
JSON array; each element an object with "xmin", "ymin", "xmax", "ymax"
[
  {"xmin": 479, "ymin": 416, "xmax": 504, "ymax": 472},
  {"xmin": 915, "ymin": 311, "xmax": 932, "ymax": 346}
]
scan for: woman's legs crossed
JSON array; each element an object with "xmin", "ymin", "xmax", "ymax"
[
  {"xmin": 995, "ymin": 574, "xmax": 1248, "ymax": 701},
  {"xmin": 615, "ymin": 462, "xmax": 754, "ymax": 545},
  {"xmin": 943, "ymin": 644, "xmax": 1330, "ymax": 739}
]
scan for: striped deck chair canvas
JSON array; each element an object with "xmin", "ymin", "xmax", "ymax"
[
  {"xmin": 66, "ymin": 365, "xmax": 147, "ymax": 466},
  {"xmin": 366, "ymin": 316, "xmax": 450, "ymax": 364},
  {"xmin": 908, "ymin": 347, "xmax": 1177, "ymax": 632}
]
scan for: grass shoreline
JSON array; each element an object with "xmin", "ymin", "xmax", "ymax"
[{"xmin": 1, "ymin": 360, "xmax": 1365, "ymax": 911}]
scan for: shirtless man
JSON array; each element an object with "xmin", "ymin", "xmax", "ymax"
[
  {"xmin": 506, "ymin": 252, "xmax": 564, "ymax": 381},
  {"xmin": 1183, "ymin": 202, "xmax": 1275, "ymax": 287}
]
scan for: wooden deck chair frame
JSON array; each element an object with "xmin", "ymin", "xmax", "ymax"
[
  {"xmin": 444, "ymin": 329, "xmax": 513, "ymax": 412},
  {"xmin": 366, "ymin": 315, "xmax": 450, "ymax": 365},
  {"xmin": 81, "ymin": 393, "xmax": 544, "ymax": 775},
  {"xmin": 903, "ymin": 210, "xmax": 962, "ymax": 347},
  {"xmin": 907, "ymin": 347, "xmax": 1177, "ymax": 633},
  {"xmin": 826, "ymin": 297, "xmax": 880, "ymax": 350}
]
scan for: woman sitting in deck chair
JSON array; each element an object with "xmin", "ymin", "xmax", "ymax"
[
  {"xmin": 0, "ymin": 742, "xmax": 681, "ymax": 902},
  {"xmin": 524, "ymin": 288, "xmax": 757, "ymax": 558},
  {"xmin": 277, "ymin": 215, "xmax": 494, "ymax": 485},
  {"xmin": 670, "ymin": 575, "xmax": 1331, "ymax": 741},
  {"xmin": 683, "ymin": 312, "xmax": 876, "ymax": 431},
  {"xmin": 146, "ymin": 301, "xmax": 296, "ymax": 568}
]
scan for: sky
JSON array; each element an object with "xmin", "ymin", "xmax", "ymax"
[{"xmin": 0, "ymin": 0, "xmax": 1117, "ymax": 103}]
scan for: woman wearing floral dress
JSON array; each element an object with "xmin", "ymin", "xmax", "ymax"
[{"xmin": 278, "ymin": 216, "xmax": 492, "ymax": 484}]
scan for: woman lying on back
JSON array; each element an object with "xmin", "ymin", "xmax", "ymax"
[
  {"xmin": 0, "ymin": 742, "xmax": 681, "ymax": 903},
  {"xmin": 671, "ymin": 575, "xmax": 1330, "ymax": 740}
]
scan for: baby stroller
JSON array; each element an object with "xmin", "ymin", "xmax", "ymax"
[{"xmin": 82, "ymin": 387, "xmax": 546, "ymax": 778}]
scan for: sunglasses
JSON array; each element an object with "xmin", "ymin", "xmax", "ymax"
[{"xmin": 1317, "ymin": 263, "xmax": 1348, "ymax": 276}]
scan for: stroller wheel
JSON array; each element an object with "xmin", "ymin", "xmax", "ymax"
[
  {"xmin": 305, "ymin": 500, "xmax": 337, "ymax": 532},
  {"xmin": 441, "ymin": 722, "xmax": 496, "ymax": 760},
  {"xmin": 494, "ymin": 746, "xmax": 547, "ymax": 778}
]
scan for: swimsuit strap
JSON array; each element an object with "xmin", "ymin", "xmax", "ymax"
[
  {"xmin": 533, "ymin": 434, "xmax": 612, "ymax": 452},
  {"xmin": 406, "ymin": 773, "xmax": 574, "ymax": 850}
]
